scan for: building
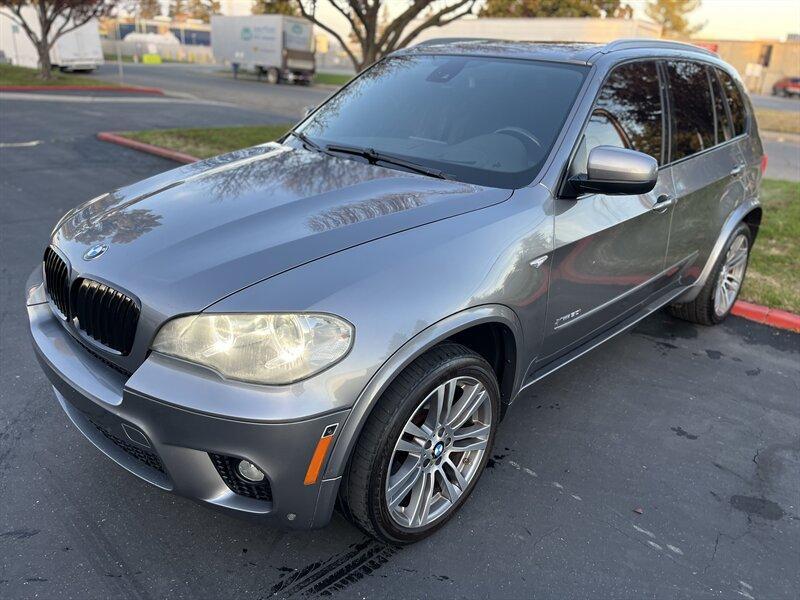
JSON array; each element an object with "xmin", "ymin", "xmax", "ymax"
[{"xmin": 413, "ymin": 17, "xmax": 662, "ymax": 44}]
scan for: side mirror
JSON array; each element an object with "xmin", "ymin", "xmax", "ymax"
[{"xmin": 568, "ymin": 146, "xmax": 657, "ymax": 196}]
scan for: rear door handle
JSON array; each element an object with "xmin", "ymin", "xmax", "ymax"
[
  {"xmin": 651, "ymin": 194, "xmax": 675, "ymax": 213},
  {"xmin": 730, "ymin": 164, "xmax": 745, "ymax": 177}
]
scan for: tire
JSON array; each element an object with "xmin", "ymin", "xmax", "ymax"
[
  {"xmin": 669, "ymin": 222, "xmax": 752, "ymax": 326},
  {"xmin": 265, "ymin": 67, "xmax": 280, "ymax": 84},
  {"xmin": 340, "ymin": 342, "xmax": 500, "ymax": 544}
]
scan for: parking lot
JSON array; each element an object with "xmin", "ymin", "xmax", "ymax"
[{"xmin": 1, "ymin": 90, "xmax": 799, "ymax": 600}]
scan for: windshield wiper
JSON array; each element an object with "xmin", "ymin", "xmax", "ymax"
[
  {"xmin": 286, "ymin": 130, "xmax": 324, "ymax": 153},
  {"xmin": 325, "ymin": 143, "xmax": 452, "ymax": 180}
]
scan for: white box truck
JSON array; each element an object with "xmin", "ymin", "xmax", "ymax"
[
  {"xmin": 0, "ymin": 8, "xmax": 103, "ymax": 72},
  {"xmin": 211, "ymin": 15, "xmax": 315, "ymax": 85}
]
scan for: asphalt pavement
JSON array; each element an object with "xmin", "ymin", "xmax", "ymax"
[
  {"xmin": 90, "ymin": 63, "xmax": 333, "ymax": 120},
  {"xmin": 1, "ymin": 93, "xmax": 799, "ymax": 600}
]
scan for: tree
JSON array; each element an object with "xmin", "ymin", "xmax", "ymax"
[
  {"xmin": 294, "ymin": 1, "xmax": 479, "ymax": 72},
  {"xmin": 480, "ymin": 0, "xmax": 632, "ymax": 18},
  {"xmin": 136, "ymin": 0, "xmax": 160, "ymax": 18},
  {"xmin": 645, "ymin": 0, "xmax": 703, "ymax": 38},
  {"xmin": 0, "ymin": 1, "xmax": 117, "ymax": 79},
  {"xmin": 186, "ymin": 0, "xmax": 218, "ymax": 22},
  {"xmin": 252, "ymin": 0, "xmax": 299, "ymax": 15},
  {"xmin": 169, "ymin": 0, "xmax": 186, "ymax": 18}
]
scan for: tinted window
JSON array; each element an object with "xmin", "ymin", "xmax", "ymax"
[
  {"xmin": 569, "ymin": 111, "xmax": 627, "ymax": 177},
  {"xmin": 297, "ymin": 55, "xmax": 587, "ymax": 189},
  {"xmin": 710, "ymin": 69, "xmax": 733, "ymax": 143},
  {"xmin": 717, "ymin": 68, "xmax": 747, "ymax": 136},
  {"xmin": 668, "ymin": 61, "xmax": 716, "ymax": 160},
  {"xmin": 594, "ymin": 61, "xmax": 663, "ymax": 163}
]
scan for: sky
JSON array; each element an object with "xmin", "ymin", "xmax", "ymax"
[{"xmin": 162, "ymin": 1, "xmax": 800, "ymax": 42}]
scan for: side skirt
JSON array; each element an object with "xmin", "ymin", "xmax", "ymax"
[{"xmin": 516, "ymin": 284, "xmax": 690, "ymax": 396}]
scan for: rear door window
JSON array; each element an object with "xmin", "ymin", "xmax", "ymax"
[
  {"xmin": 716, "ymin": 68, "xmax": 747, "ymax": 136},
  {"xmin": 667, "ymin": 61, "xmax": 716, "ymax": 160}
]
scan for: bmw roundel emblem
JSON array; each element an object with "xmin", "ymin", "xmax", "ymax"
[{"xmin": 83, "ymin": 243, "xmax": 108, "ymax": 261}]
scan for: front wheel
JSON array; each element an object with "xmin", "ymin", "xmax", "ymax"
[
  {"xmin": 669, "ymin": 222, "xmax": 752, "ymax": 326},
  {"xmin": 340, "ymin": 343, "xmax": 499, "ymax": 544}
]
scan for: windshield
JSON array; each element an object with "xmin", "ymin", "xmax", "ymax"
[{"xmin": 296, "ymin": 55, "xmax": 587, "ymax": 189}]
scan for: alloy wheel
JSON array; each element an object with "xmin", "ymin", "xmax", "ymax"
[
  {"xmin": 385, "ymin": 376, "xmax": 492, "ymax": 529},
  {"xmin": 714, "ymin": 233, "xmax": 749, "ymax": 317}
]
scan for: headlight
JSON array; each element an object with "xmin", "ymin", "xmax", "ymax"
[{"xmin": 151, "ymin": 313, "xmax": 353, "ymax": 385}]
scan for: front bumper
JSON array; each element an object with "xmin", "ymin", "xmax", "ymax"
[{"xmin": 27, "ymin": 281, "xmax": 348, "ymax": 530}]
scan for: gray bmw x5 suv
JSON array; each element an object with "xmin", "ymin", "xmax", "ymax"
[{"xmin": 28, "ymin": 39, "xmax": 765, "ymax": 544}]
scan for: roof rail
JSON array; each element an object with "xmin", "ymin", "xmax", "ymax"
[
  {"xmin": 601, "ymin": 38, "xmax": 717, "ymax": 57},
  {"xmin": 413, "ymin": 37, "xmax": 491, "ymax": 47}
]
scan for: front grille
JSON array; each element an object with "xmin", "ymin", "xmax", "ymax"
[
  {"xmin": 209, "ymin": 453, "xmax": 273, "ymax": 502},
  {"xmin": 43, "ymin": 247, "xmax": 70, "ymax": 317},
  {"xmin": 72, "ymin": 278, "xmax": 140, "ymax": 355},
  {"xmin": 89, "ymin": 417, "xmax": 165, "ymax": 474}
]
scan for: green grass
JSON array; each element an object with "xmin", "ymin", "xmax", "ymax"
[
  {"xmin": 115, "ymin": 124, "xmax": 800, "ymax": 314},
  {"xmin": 121, "ymin": 124, "xmax": 292, "ymax": 159},
  {"xmin": 314, "ymin": 72, "xmax": 352, "ymax": 86},
  {"xmin": 0, "ymin": 63, "xmax": 114, "ymax": 87},
  {"xmin": 754, "ymin": 108, "xmax": 800, "ymax": 134},
  {"xmin": 740, "ymin": 179, "xmax": 800, "ymax": 313}
]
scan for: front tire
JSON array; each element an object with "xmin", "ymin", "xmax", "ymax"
[
  {"xmin": 340, "ymin": 343, "xmax": 500, "ymax": 544},
  {"xmin": 669, "ymin": 222, "xmax": 752, "ymax": 326}
]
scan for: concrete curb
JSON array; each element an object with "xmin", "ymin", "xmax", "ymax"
[
  {"xmin": 0, "ymin": 85, "xmax": 164, "ymax": 95},
  {"xmin": 94, "ymin": 130, "xmax": 800, "ymax": 336},
  {"xmin": 96, "ymin": 132, "xmax": 199, "ymax": 164},
  {"xmin": 731, "ymin": 300, "xmax": 800, "ymax": 332}
]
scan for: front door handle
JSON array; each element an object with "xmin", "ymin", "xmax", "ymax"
[
  {"xmin": 651, "ymin": 194, "xmax": 675, "ymax": 213},
  {"xmin": 730, "ymin": 164, "xmax": 745, "ymax": 177}
]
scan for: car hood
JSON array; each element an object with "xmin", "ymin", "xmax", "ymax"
[{"xmin": 52, "ymin": 143, "xmax": 512, "ymax": 316}]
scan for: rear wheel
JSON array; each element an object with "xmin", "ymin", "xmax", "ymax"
[
  {"xmin": 669, "ymin": 222, "xmax": 752, "ymax": 326},
  {"xmin": 340, "ymin": 343, "xmax": 499, "ymax": 544},
  {"xmin": 265, "ymin": 67, "xmax": 280, "ymax": 84}
]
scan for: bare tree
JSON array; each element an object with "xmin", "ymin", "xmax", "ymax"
[
  {"xmin": 295, "ymin": 0, "xmax": 478, "ymax": 71},
  {"xmin": 0, "ymin": 1, "xmax": 118, "ymax": 79}
]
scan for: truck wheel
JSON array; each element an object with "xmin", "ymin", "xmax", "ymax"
[
  {"xmin": 265, "ymin": 68, "xmax": 280, "ymax": 84},
  {"xmin": 340, "ymin": 343, "xmax": 500, "ymax": 544},
  {"xmin": 669, "ymin": 222, "xmax": 752, "ymax": 326}
]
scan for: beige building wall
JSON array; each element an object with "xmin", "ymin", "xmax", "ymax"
[
  {"xmin": 693, "ymin": 39, "xmax": 800, "ymax": 94},
  {"xmin": 414, "ymin": 17, "xmax": 662, "ymax": 44}
]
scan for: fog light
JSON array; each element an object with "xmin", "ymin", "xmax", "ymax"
[{"xmin": 237, "ymin": 459, "xmax": 265, "ymax": 482}]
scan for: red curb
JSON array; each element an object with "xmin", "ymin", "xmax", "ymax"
[
  {"xmin": 0, "ymin": 85, "xmax": 164, "ymax": 95},
  {"xmin": 97, "ymin": 132, "xmax": 199, "ymax": 164},
  {"xmin": 732, "ymin": 300, "xmax": 800, "ymax": 332}
]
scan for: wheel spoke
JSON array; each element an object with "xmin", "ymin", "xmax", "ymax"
[
  {"xmin": 445, "ymin": 457, "xmax": 469, "ymax": 490},
  {"xmin": 395, "ymin": 438, "xmax": 424, "ymax": 455},
  {"xmin": 407, "ymin": 471, "xmax": 435, "ymax": 527},
  {"xmin": 387, "ymin": 461, "xmax": 423, "ymax": 508},
  {"xmin": 452, "ymin": 423, "xmax": 490, "ymax": 441},
  {"xmin": 446, "ymin": 386, "xmax": 487, "ymax": 429},
  {"xmin": 452, "ymin": 437, "xmax": 488, "ymax": 453},
  {"xmin": 436, "ymin": 467, "xmax": 460, "ymax": 503},
  {"xmin": 404, "ymin": 420, "xmax": 431, "ymax": 440}
]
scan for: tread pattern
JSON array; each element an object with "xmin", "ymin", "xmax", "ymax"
[{"xmin": 340, "ymin": 342, "xmax": 495, "ymax": 543}]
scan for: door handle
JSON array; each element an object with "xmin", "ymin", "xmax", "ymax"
[
  {"xmin": 651, "ymin": 194, "xmax": 675, "ymax": 213},
  {"xmin": 730, "ymin": 164, "xmax": 745, "ymax": 177}
]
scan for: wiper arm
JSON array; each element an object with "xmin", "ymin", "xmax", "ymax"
[
  {"xmin": 286, "ymin": 130, "xmax": 324, "ymax": 153},
  {"xmin": 325, "ymin": 143, "xmax": 452, "ymax": 180}
]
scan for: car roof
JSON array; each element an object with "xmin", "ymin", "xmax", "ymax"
[{"xmin": 395, "ymin": 38, "xmax": 718, "ymax": 66}]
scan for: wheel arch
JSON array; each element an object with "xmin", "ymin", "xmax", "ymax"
[
  {"xmin": 677, "ymin": 197, "xmax": 761, "ymax": 303},
  {"xmin": 322, "ymin": 305, "xmax": 524, "ymax": 480}
]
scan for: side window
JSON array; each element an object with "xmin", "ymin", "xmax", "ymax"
[
  {"xmin": 710, "ymin": 68, "xmax": 733, "ymax": 143},
  {"xmin": 570, "ymin": 60, "xmax": 663, "ymax": 177},
  {"xmin": 595, "ymin": 61, "xmax": 663, "ymax": 163},
  {"xmin": 717, "ymin": 68, "xmax": 747, "ymax": 136},
  {"xmin": 667, "ymin": 61, "xmax": 716, "ymax": 160}
]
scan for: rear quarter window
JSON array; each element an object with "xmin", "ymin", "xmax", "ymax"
[{"xmin": 717, "ymin": 68, "xmax": 747, "ymax": 137}]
